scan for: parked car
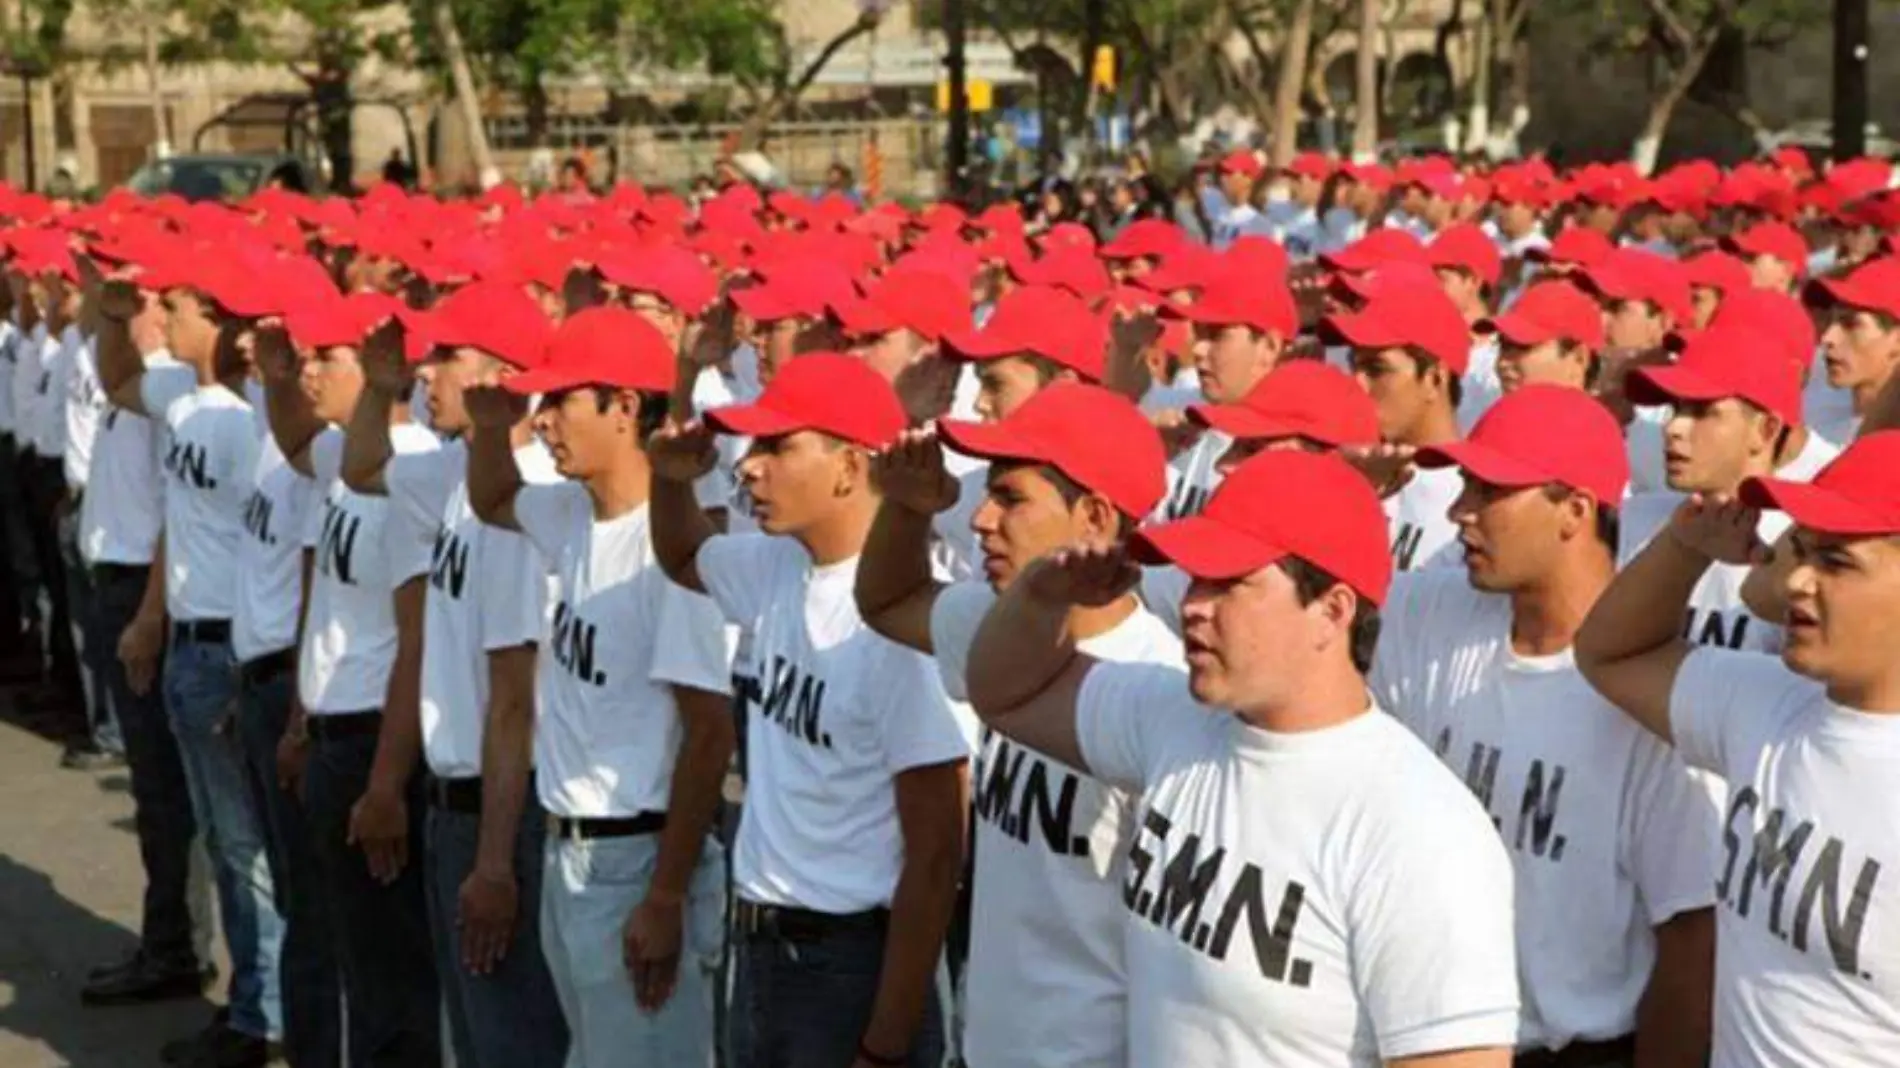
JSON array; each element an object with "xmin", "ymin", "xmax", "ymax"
[{"xmin": 124, "ymin": 153, "xmax": 322, "ymax": 202}]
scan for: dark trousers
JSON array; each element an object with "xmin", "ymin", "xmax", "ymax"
[
  {"xmin": 23, "ymin": 453, "xmax": 78, "ymax": 699},
  {"xmin": 235, "ymin": 661, "xmax": 340, "ymax": 1068},
  {"xmin": 424, "ymin": 796, "xmax": 568, "ymax": 1068},
  {"xmin": 93, "ymin": 563, "xmax": 201, "ymax": 967},
  {"xmin": 302, "ymin": 723, "xmax": 440, "ymax": 1067},
  {"xmin": 0, "ymin": 433, "xmax": 36, "ymax": 640},
  {"xmin": 729, "ymin": 920, "xmax": 943, "ymax": 1068}
]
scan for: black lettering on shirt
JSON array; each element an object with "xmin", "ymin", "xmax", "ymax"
[
  {"xmin": 1682, "ymin": 607, "xmax": 1751, "ymax": 650},
  {"xmin": 429, "ymin": 528, "xmax": 470, "ymax": 600},
  {"xmin": 316, "ymin": 503, "xmax": 361, "ymax": 585},
  {"xmin": 1716, "ymin": 785, "xmax": 1884, "ymax": 979},
  {"xmin": 1163, "ymin": 482, "xmax": 1211, "ymax": 521},
  {"xmin": 1391, "ymin": 523, "xmax": 1424, "ymax": 571},
  {"xmin": 164, "ymin": 439, "xmax": 218, "ymax": 491},
  {"xmin": 550, "ymin": 600, "xmax": 606, "ymax": 686},
  {"xmin": 1123, "ymin": 804, "xmax": 1315, "ymax": 987},
  {"xmin": 974, "ymin": 730, "xmax": 1091, "ymax": 857},
  {"xmin": 756, "ymin": 654, "xmax": 832, "ymax": 750},
  {"xmin": 243, "ymin": 490, "xmax": 277, "ymax": 547},
  {"xmin": 1513, "ymin": 759, "xmax": 1568, "ymax": 862}
]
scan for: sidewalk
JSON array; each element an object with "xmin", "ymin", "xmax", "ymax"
[{"xmin": 0, "ymin": 696, "xmax": 225, "ymax": 1068}]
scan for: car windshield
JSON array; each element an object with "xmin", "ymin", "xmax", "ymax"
[{"xmin": 126, "ymin": 158, "xmax": 267, "ymax": 202}]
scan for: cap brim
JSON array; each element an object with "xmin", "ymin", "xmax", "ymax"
[
  {"xmin": 941, "ymin": 327, "xmax": 1021, "ymax": 361},
  {"xmin": 1414, "ymin": 439, "xmax": 1549, "ymax": 489},
  {"xmin": 703, "ymin": 401, "xmax": 803, "ymax": 439},
  {"xmin": 1803, "ymin": 275, "xmax": 1876, "ymax": 311},
  {"xmin": 1129, "ymin": 516, "xmax": 1286, "ymax": 580},
  {"xmin": 831, "ymin": 296, "xmax": 898, "ymax": 337},
  {"xmin": 937, "ymin": 419, "xmax": 1047, "ymax": 465},
  {"xmin": 1475, "ymin": 313, "xmax": 1551, "ymax": 346},
  {"xmin": 1740, "ymin": 477, "xmax": 1899, "ymax": 536},
  {"xmin": 1625, "ymin": 363, "xmax": 1728, "ymax": 408},
  {"xmin": 732, "ymin": 286, "xmax": 803, "ymax": 322},
  {"xmin": 1320, "ymin": 307, "xmax": 1408, "ymax": 349},
  {"xmin": 1187, "ymin": 403, "xmax": 1295, "ymax": 441},
  {"xmin": 500, "ymin": 366, "xmax": 589, "ymax": 395}
]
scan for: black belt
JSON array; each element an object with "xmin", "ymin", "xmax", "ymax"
[
  {"xmin": 426, "ymin": 775, "xmax": 483, "ymax": 814},
  {"xmin": 732, "ymin": 899, "xmax": 889, "ymax": 943},
  {"xmin": 239, "ymin": 648, "xmax": 296, "ymax": 687},
  {"xmin": 547, "ymin": 812, "xmax": 667, "ymax": 841},
  {"xmin": 172, "ymin": 618, "xmax": 231, "ymax": 645},
  {"xmin": 305, "ymin": 711, "xmax": 381, "ymax": 743},
  {"xmin": 1515, "ymin": 1035, "xmax": 1636, "ymax": 1068},
  {"xmin": 92, "ymin": 562, "xmax": 150, "ymax": 583}
]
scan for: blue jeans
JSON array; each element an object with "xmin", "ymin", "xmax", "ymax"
[
  {"xmin": 542, "ymin": 832, "xmax": 725, "ymax": 1068},
  {"xmin": 302, "ymin": 723, "xmax": 440, "ymax": 1066},
  {"xmin": 93, "ymin": 563, "xmax": 202, "ymax": 967},
  {"xmin": 728, "ymin": 910, "xmax": 942, "ymax": 1068},
  {"xmin": 63, "ymin": 512, "xmax": 120, "ymax": 754},
  {"xmin": 234, "ymin": 660, "xmax": 342, "ymax": 1068},
  {"xmin": 424, "ymin": 795, "xmax": 568, "ymax": 1068},
  {"xmin": 163, "ymin": 634, "xmax": 284, "ymax": 1040}
]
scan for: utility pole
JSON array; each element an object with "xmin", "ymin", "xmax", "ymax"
[
  {"xmin": 944, "ymin": 0, "xmax": 969, "ymax": 201},
  {"xmin": 1833, "ymin": 0, "xmax": 1869, "ymax": 161}
]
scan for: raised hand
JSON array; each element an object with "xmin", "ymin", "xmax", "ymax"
[
  {"xmin": 463, "ymin": 384, "xmax": 529, "ymax": 431},
  {"xmin": 871, "ymin": 428, "xmax": 958, "ymax": 515},
  {"xmin": 1340, "ymin": 441, "xmax": 1418, "ymax": 493},
  {"xmin": 98, "ymin": 279, "xmax": 141, "ymax": 322},
  {"xmin": 1103, "ymin": 311, "xmax": 1160, "ymax": 402},
  {"xmin": 1669, "ymin": 493, "xmax": 1768, "ymax": 566},
  {"xmin": 1020, "ymin": 541, "xmax": 1140, "ymax": 608},
  {"xmin": 360, "ymin": 315, "xmax": 413, "ymax": 396},
  {"xmin": 647, "ymin": 418, "xmax": 719, "ymax": 483},
  {"xmin": 254, "ymin": 324, "xmax": 300, "ymax": 384}
]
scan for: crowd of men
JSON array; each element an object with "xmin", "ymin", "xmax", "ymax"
[{"xmin": 0, "ymin": 142, "xmax": 1897, "ymax": 1068}]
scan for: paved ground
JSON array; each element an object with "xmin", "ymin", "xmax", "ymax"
[{"xmin": 0, "ymin": 695, "xmax": 228, "ymax": 1068}]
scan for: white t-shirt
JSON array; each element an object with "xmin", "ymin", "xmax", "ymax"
[
  {"xmin": 298, "ymin": 422, "xmax": 441, "ymax": 714},
  {"xmin": 1213, "ymin": 204, "xmax": 1276, "ymax": 250},
  {"xmin": 150, "ymin": 380, "xmax": 261, "ymax": 623},
  {"xmin": 1777, "ymin": 430, "xmax": 1841, "ymax": 483},
  {"xmin": 1670, "ymin": 649, "xmax": 1900, "ymax": 1068},
  {"xmin": 0, "ymin": 319, "xmax": 18, "ymax": 434},
  {"xmin": 1155, "ymin": 430, "xmax": 1229, "ymax": 522},
  {"xmin": 25, "ymin": 327, "xmax": 68, "ymax": 457},
  {"xmin": 1626, "ymin": 417, "xmax": 1666, "ymax": 496},
  {"xmin": 1138, "ymin": 565, "xmax": 1191, "ymax": 636},
  {"xmin": 697, "ymin": 534, "xmax": 975, "ymax": 913},
  {"xmin": 515, "ymin": 483, "xmax": 731, "ymax": 816},
  {"xmin": 931, "ymin": 466, "xmax": 985, "ymax": 584},
  {"xmin": 78, "ymin": 357, "xmax": 185, "ymax": 568},
  {"xmin": 1460, "ymin": 337, "xmax": 1504, "ymax": 437},
  {"xmin": 1803, "ymin": 363, "xmax": 1857, "ymax": 446},
  {"xmin": 231, "ymin": 427, "xmax": 317, "ymax": 663},
  {"xmin": 1372, "ymin": 571, "xmax": 1722, "ymax": 1050},
  {"xmin": 932, "ymin": 582, "xmax": 1183, "ymax": 1068},
  {"xmin": 1620, "ymin": 492, "xmax": 1788, "ymax": 655},
  {"xmin": 1075, "ymin": 665, "xmax": 1521, "ymax": 1066},
  {"xmin": 1385, "ymin": 464, "xmax": 1463, "ymax": 572},
  {"xmin": 62, "ymin": 334, "xmax": 106, "ymax": 491},
  {"xmin": 10, "ymin": 323, "xmax": 46, "ymax": 452}
]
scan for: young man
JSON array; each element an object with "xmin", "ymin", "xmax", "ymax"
[
  {"xmin": 649, "ymin": 354, "xmax": 972, "ymax": 1068},
  {"xmin": 1619, "ymin": 327, "xmax": 1821, "ymax": 655},
  {"xmin": 1374, "ymin": 386, "xmax": 1719, "ymax": 1067},
  {"xmin": 1722, "ymin": 221, "xmax": 1808, "ymax": 295},
  {"xmin": 1576, "ymin": 431, "xmax": 1900, "ymax": 1067},
  {"xmin": 854, "ymin": 384, "xmax": 1178, "ymax": 1068},
  {"xmin": 1152, "ymin": 273, "xmax": 1295, "ymax": 521},
  {"xmin": 961, "ymin": 449, "xmax": 1520, "ymax": 1066},
  {"xmin": 1577, "ymin": 249, "xmax": 1689, "ymax": 431},
  {"xmin": 1209, "ymin": 150, "xmax": 1271, "ymax": 250},
  {"xmin": 57, "ymin": 260, "xmax": 119, "ymax": 769},
  {"xmin": 1475, "ymin": 279, "xmax": 1604, "ymax": 395},
  {"xmin": 463, "ymin": 307, "xmax": 733, "ymax": 1066},
  {"xmin": 1806, "ymin": 257, "xmax": 1900, "ymax": 447},
  {"xmin": 338, "ymin": 282, "xmax": 570, "ymax": 1067},
  {"xmin": 266, "ymin": 289, "xmax": 442, "ymax": 1065},
  {"xmin": 96, "ymin": 259, "xmax": 286, "ymax": 1064},
  {"xmin": 1429, "ymin": 223, "xmax": 1506, "ymax": 431},
  {"xmin": 1324, "ymin": 280, "xmax": 1472, "ymax": 571}
]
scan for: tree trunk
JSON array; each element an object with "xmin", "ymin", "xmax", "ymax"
[
  {"xmin": 309, "ymin": 62, "xmax": 354, "ymax": 193},
  {"xmin": 1632, "ymin": 27, "xmax": 1721, "ymax": 175},
  {"xmin": 140, "ymin": 13, "xmax": 169, "ymax": 157},
  {"xmin": 431, "ymin": 0, "xmax": 498, "ymax": 188},
  {"xmin": 1270, "ymin": 0, "xmax": 1317, "ymax": 166},
  {"xmin": 738, "ymin": 13, "xmax": 881, "ymax": 151},
  {"xmin": 1463, "ymin": 0, "xmax": 1491, "ymax": 153},
  {"xmin": 1352, "ymin": 0, "xmax": 1379, "ymax": 159}
]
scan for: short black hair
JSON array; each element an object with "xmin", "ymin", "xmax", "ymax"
[
  {"xmin": 993, "ymin": 459, "xmax": 1139, "ymax": 538},
  {"xmin": 1540, "ymin": 483, "xmax": 1620, "ymax": 551},
  {"xmin": 1407, "ymin": 346, "xmax": 1463, "ymax": 410},
  {"xmin": 1279, "ymin": 556, "xmax": 1382, "ymax": 675},
  {"xmin": 572, "ymin": 386, "xmax": 670, "ymax": 439}
]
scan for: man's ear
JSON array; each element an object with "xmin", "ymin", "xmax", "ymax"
[{"xmin": 1076, "ymin": 493, "xmax": 1121, "ymax": 541}]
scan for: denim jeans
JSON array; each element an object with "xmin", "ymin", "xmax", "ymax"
[
  {"xmin": 62, "ymin": 509, "xmax": 120, "ymax": 753},
  {"xmin": 424, "ymin": 796, "xmax": 568, "ymax": 1068},
  {"xmin": 234, "ymin": 661, "xmax": 342, "ymax": 1068},
  {"xmin": 92, "ymin": 563, "xmax": 202, "ymax": 968},
  {"xmin": 163, "ymin": 634, "xmax": 284, "ymax": 1040},
  {"xmin": 542, "ymin": 832, "xmax": 725, "ymax": 1068},
  {"xmin": 727, "ymin": 909, "xmax": 942, "ymax": 1068},
  {"xmin": 302, "ymin": 723, "xmax": 439, "ymax": 1067}
]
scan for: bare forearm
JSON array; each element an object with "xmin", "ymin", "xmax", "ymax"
[
  {"xmin": 473, "ymin": 647, "xmax": 536, "ymax": 877},
  {"xmin": 96, "ymin": 315, "xmax": 144, "ymax": 406},
  {"xmin": 369, "ymin": 579, "xmax": 427, "ymax": 794},
  {"xmin": 1635, "ymin": 910, "xmax": 1715, "ymax": 1068},
  {"xmin": 466, "ymin": 424, "xmax": 522, "ymax": 529},
  {"xmin": 967, "ymin": 573, "xmax": 1080, "ymax": 718},
  {"xmin": 137, "ymin": 535, "xmax": 168, "ymax": 624},
  {"xmin": 266, "ymin": 376, "xmax": 325, "ymax": 473},
  {"xmin": 862, "ymin": 836, "xmax": 961, "ymax": 1056},
  {"xmin": 649, "ymin": 688, "xmax": 735, "ymax": 901},
  {"xmin": 1576, "ymin": 533, "xmax": 1709, "ymax": 672},
  {"xmin": 341, "ymin": 385, "xmax": 396, "ymax": 495},
  {"xmin": 856, "ymin": 502, "xmax": 939, "ymax": 628},
  {"xmin": 652, "ymin": 475, "xmax": 715, "ymax": 591}
]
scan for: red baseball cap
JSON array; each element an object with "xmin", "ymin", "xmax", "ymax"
[
  {"xmin": 1721, "ymin": 221, "xmax": 1810, "ymax": 280},
  {"xmin": 1678, "ymin": 287, "xmax": 1815, "ymax": 368},
  {"xmin": 942, "ymin": 285, "xmax": 1103, "ymax": 380},
  {"xmin": 1136, "ymin": 244, "xmax": 1224, "ymax": 296},
  {"xmin": 1130, "ymin": 450, "xmax": 1392, "ymax": 606},
  {"xmin": 1626, "ymin": 326, "xmax": 1803, "ymax": 428},
  {"xmin": 1804, "ymin": 257, "xmax": 1900, "ymax": 319},
  {"xmin": 1187, "ymin": 361, "xmax": 1379, "ymax": 447},
  {"xmin": 1099, "ymin": 219, "xmax": 1184, "ymax": 262},
  {"xmin": 1331, "ymin": 261, "xmax": 1439, "ymax": 304},
  {"xmin": 1682, "ymin": 250, "xmax": 1752, "ymax": 294},
  {"xmin": 1416, "ymin": 383, "xmax": 1629, "ymax": 504},
  {"xmin": 704, "ymin": 352, "xmax": 906, "ymax": 449},
  {"xmin": 285, "ymin": 291, "xmax": 395, "ymax": 351},
  {"xmin": 1526, "ymin": 227, "xmax": 1613, "ymax": 269},
  {"xmin": 1320, "ymin": 281, "xmax": 1472, "ymax": 373},
  {"xmin": 1428, "ymin": 223, "xmax": 1503, "ymax": 287},
  {"xmin": 938, "ymin": 383, "xmax": 1165, "ymax": 518},
  {"xmin": 832, "ymin": 268, "xmax": 970, "ymax": 343},
  {"xmin": 1740, "ymin": 431, "xmax": 1900, "ymax": 536},
  {"xmin": 1319, "ymin": 229, "xmax": 1429, "ymax": 274},
  {"xmin": 1217, "ymin": 149, "xmax": 1263, "ymax": 178},
  {"xmin": 731, "ymin": 261, "xmax": 858, "ymax": 323},
  {"xmin": 597, "ymin": 245, "xmax": 719, "ymax": 316},
  {"xmin": 1009, "ymin": 246, "xmax": 1111, "ymax": 300},
  {"xmin": 501, "ymin": 307, "xmax": 676, "ymax": 395},
  {"xmin": 421, "ymin": 280, "xmax": 552, "ymax": 369},
  {"xmin": 1579, "ymin": 248, "xmax": 1693, "ymax": 325},
  {"xmin": 1476, "ymin": 279, "xmax": 1605, "ymax": 349},
  {"xmin": 1164, "ymin": 275, "xmax": 1297, "ymax": 339},
  {"xmin": 1284, "ymin": 152, "xmax": 1334, "ymax": 182}
]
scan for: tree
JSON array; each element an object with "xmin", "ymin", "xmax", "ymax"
[{"xmin": 1351, "ymin": 0, "xmax": 1378, "ymax": 158}]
